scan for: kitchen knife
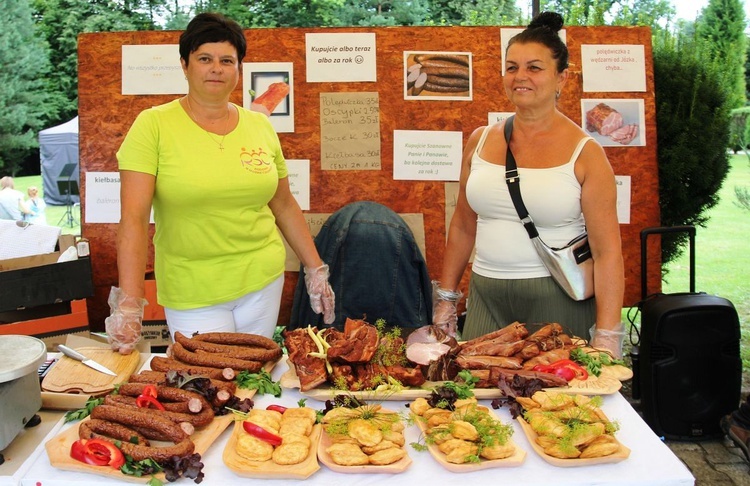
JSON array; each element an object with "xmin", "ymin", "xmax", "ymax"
[{"xmin": 57, "ymin": 345, "xmax": 117, "ymax": 376}]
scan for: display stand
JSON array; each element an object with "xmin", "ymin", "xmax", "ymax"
[{"xmin": 56, "ymin": 163, "xmax": 79, "ymax": 228}]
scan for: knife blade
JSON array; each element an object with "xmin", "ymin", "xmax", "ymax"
[{"xmin": 57, "ymin": 345, "xmax": 117, "ymax": 376}]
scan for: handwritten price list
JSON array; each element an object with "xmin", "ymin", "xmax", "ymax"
[{"xmin": 320, "ymin": 92, "xmax": 381, "ymax": 170}]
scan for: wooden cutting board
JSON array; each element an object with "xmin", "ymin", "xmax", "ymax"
[{"xmin": 41, "ymin": 347, "xmax": 140, "ymax": 394}]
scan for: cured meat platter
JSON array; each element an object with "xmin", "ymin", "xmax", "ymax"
[
  {"xmin": 280, "ymin": 357, "xmax": 630, "ymax": 398},
  {"xmin": 46, "ymin": 410, "xmax": 239, "ymax": 484},
  {"xmin": 45, "ymin": 354, "xmax": 278, "ymax": 483}
]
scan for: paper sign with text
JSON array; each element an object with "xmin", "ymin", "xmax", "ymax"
[
  {"xmin": 320, "ymin": 92, "xmax": 381, "ymax": 170},
  {"xmin": 615, "ymin": 175, "xmax": 632, "ymax": 224},
  {"xmin": 393, "ymin": 130, "xmax": 462, "ymax": 181},
  {"xmin": 488, "ymin": 112, "xmax": 515, "ymax": 126},
  {"xmin": 581, "ymin": 45, "xmax": 646, "ymax": 92},
  {"xmin": 305, "ymin": 33, "xmax": 377, "ymax": 82},
  {"xmin": 286, "ymin": 159, "xmax": 310, "ymax": 210},
  {"xmin": 85, "ymin": 172, "xmax": 123, "ymax": 223},
  {"xmin": 122, "ymin": 45, "xmax": 186, "ymax": 95}
]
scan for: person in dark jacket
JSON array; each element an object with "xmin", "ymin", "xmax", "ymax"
[{"xmin": 290, "ymin": 201, "xmax": 432, "ymax": 331}]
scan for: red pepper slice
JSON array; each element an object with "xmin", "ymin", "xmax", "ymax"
[
  {"xmin": 266, "ymin": 405, "xmax": 287, "ymax": 413},
  {"xmin": 70, "ymin": 438, "xmax": 125, "ymax": 469},
  {"xmin": 141, "ymin": 384, "xmax": 159, "ymax": 398},
  {"xmin": 548, "ymin": 359, "xmax": 589, "ymax": 380},
  {"xmin": 533, "ymin": 359, "xmax": 589, "ymax": 382},
  {"xmin": 70, "ymin": 439, "xmax": 92, "ymax": 464},
  {"xmin": 85, "ymin": 439, "xmax": 126, "ymax": 469},
  {"xmin": 135, "ymin": 394, "xmax": 166, "ymax": 411},
  {"xmin": 552, "ymin": 366, "xmax": 577, "ymax": 381},
  {"xmin": 243, "ymin": 421, "xmax": 283, "ymax": 446}
]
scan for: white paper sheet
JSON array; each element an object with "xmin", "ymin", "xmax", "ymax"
[{"xmin": 0, "ymin": 220, "xmax": 61, "ymax": 260}]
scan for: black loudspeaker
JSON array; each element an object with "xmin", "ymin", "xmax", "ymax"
[
  {"xmin": 637, "ymin": 226, "xmax": 742, "ymax": 440},
  {"xmin": 639, "ymin": 293, "xmax": 741, "ymax": 440}
]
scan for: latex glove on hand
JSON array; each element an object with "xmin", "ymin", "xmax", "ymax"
[
  {"xmin": 431, "ymin": 281, "xmax": 463, "ymax": 339},
  {"xmin": 589, "ymin": 323, "xmax": 627, "ymax": 360},
  {"xmin": 304, "ymin": 263, "xmax": 335, "ymax": 325},
  {"xmin": 104, "ymin": 286, "xmax": 147, "ymax": 355}
]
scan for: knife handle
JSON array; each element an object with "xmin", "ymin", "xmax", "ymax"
[{"xmin": 58, "ymin": 344, "xmax": 86, "ymax": 361}]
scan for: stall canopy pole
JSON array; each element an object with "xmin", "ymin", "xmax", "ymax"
[{"xmin": 532, "ymin": 0, "xmax": 540, "ymax": 17}]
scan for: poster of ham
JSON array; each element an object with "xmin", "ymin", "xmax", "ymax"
[{"xmin": 581, "ymin": 98, "xmax": 645, "ymax": 147}]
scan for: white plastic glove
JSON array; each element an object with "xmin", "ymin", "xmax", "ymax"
[
  {"xmin": 431, "ymin": 280, "xmax": 463, "ymax": 338},
  {"xmin": 104, "ymin": 286, "xmax": 147, "ymax": 355},
  {"xmin": 589, "ymin": 322, "xmax": 626, "ymax": 359},
  {"xmin": 304, "ymin": 264, "xmax": 335, "ymax": 325}
]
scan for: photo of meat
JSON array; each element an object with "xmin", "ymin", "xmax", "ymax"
[
  {"xmin": 404, "ymin": 51, "xmax": 472, "ymax": 101},
  {"xmin": 584, "ymin": 101, "xmax": 642, "ymax": 146},
  {"xmin": 251, "ymin": 81, "xmax": 290, "ymax": 116}
]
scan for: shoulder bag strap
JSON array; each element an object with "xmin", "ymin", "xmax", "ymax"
[{"xmin": 503, "ymin": 116, "xmax": 539, "ymax": 239}]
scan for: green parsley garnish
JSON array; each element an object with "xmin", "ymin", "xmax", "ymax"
[
  {"xmin": 235, "ymin": 369, "xmax": 282, "ymax": 397},
  {"xmin": 64, "ymin": 396, "xmax": 104, "ymax": 423}
]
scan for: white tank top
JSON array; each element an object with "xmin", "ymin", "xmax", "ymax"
[{"xmin": 466, "ymin": 125, "xmax": 592, "ymax": 279}]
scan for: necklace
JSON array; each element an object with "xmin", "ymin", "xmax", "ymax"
[{"xmin": 184, "ymin": 96, "xmax": 230, "ymax": 152}]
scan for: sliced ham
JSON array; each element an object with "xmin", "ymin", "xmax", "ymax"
[
  {"xmin": 609, "ymin": 123, "xmax": 638, "ymax": 145},
  {"xmin": 586, "ymin": 103, "xmax": 623, "ymax": 136},
  {"xmin": 405, "ymin": 341, "xmax": 452, "ymax": 366}
]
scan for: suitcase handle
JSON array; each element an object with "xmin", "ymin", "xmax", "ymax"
[{"xmin": 640, "ymin": 225, "xmax": 696, "ymax": 299}]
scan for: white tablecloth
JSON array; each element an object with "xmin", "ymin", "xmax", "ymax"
[{"xmin": 19, "ymin": 357, "xmax": 695, "ymax": 486}]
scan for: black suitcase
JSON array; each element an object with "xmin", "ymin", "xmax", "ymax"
[{"xmin": 633, "ymin": 225, "xmax": 741, "ymax": 440}]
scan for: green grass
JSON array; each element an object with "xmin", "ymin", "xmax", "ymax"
[
  {"xmin": 661, "ymin": 155, "xmax": 750, "ymax": 371},
  {"xmin": 13, "ymin": 174, "xmax": 81, "ymax": 235},
  {"xmin": 620, "ymin": 155, "xmax": 750, "ymax": 386}
]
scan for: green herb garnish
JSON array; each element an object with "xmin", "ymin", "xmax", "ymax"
[
  {"xmin": 64, "ymin": 396, "xmax": 104, "ymax": 423},
  {"xmin": 235, "ymin": 369, "xmax": 282, "ymax": 397},
  {"xmin": 570, "ymin": 348, "xmax": 626, "ymax": 377},
  {"xmin": 120, "ymin": 456, "xmax": 162, "ymax": 480}
]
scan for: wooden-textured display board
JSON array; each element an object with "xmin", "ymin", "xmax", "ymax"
[{"xmin": 78, "ymin": 26, "xmax": 660, "ymax": 331}]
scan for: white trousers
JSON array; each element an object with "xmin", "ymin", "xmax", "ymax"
[{"xmin": 164, "ymin": 275, "xmax": 284, "ymax": 340}]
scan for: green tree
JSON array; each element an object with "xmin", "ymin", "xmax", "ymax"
[
  {"xmin": 541, "ymin": 0, "xmax": 674, "ymax": 29},
  {"xmin": 32, "ymin": 0, "xmax": 158, "ymax": 125},
  {"xmin": 653, "ymin": 33, "xmax": 732, "ymax": 264},
  {"xmin": 0, "ymin": 0, "xmax": 58, "ymax": 175},
  {"xmin": 696, "ymin": 0, "xmax": 747, "ymax": 109},
  {"xmin": 454, "ymin": 0, "xmax": 522, "ymax": 26},
  {"xmin": 194, "ymin": 0, "xmax": 347, "ymax": 27},
  {"xmin": 336, "ymin": 0, "xmax": 431, "ymax": 26}
]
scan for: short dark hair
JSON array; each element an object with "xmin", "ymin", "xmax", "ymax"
[
  {"xmin": 179, "ymin": 13, "xmax": 247, "ymax": 65},
  {"xmin": 507, "ymin": 11, "xmax": 569, "ymax": 73}
]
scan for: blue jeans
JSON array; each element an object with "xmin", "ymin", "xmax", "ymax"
[{"xmin": 289, "ymin": 201, "xmax": 433, "ymax": 330}]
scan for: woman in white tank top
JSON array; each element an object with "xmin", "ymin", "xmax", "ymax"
[{"xmin": 432, "ymin": 12, "xmax": 625, "ymax": 358}]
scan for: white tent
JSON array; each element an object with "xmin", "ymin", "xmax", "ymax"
[{"xmin": 39, "ymin": 116, "xmax": 80, "ymax": 205}]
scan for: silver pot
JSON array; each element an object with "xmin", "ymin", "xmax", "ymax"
[{"xmin": 0, "ymin": 335, "xmax": 46, "ymax": 450}]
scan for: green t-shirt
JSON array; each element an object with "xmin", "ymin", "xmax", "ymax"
[{"xmin": 117, "ymin": 100, "xmax": 287, "ymax": 309}]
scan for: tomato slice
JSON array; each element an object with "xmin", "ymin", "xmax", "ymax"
[{"xmin": 243, "ymin": 421, "xmax": 283, "ymax": 446}]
